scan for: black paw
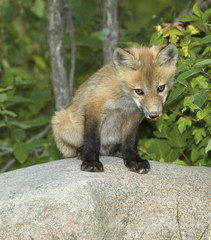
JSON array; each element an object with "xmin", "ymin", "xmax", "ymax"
[
  {"xmin": 124, "ymin": 159, "xmax": 150, "ymax": 174},
  {"xmin": 81, "ymin": 161, "xmax": 104, "ymax": 172}
]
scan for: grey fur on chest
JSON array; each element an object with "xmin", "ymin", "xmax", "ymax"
[
  {"xmin": 100, "ymin": 94, "xmax": 138, "ymax": 155},
  {"xmin": 104, "ymin": 92, "xmax": 138, "ymax": 114}
]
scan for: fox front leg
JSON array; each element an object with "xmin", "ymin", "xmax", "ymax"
[
  {"xmin": 122, "ymin": 114, "xmax": 150, "ymax": 174},
  {"xmin": 80, "ymin": 115, "xmax": 104, "ymax": 172}
]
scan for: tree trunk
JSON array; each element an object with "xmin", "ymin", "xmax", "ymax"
[
  {"xmin": 64, "ymin": 3, "xmax": 76, "ymax": 100},
  {"xmin": 46, "ymin": 0, "xmax": 70, "ymax": 111},
  {"xmin": 102, "ymin": 0, "xmax": 119, "ymax": 64}
]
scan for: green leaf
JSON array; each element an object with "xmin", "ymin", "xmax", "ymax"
[
  {"xmin": 191, "ymin": 76, "xmax": 208, "ymax": 89},
  {"xmin": 0, "ymin": 121, "xmax": 6, "ymax": 127},
  {"xmin": 31, "ymin": 0, "xmax": 45, "ymax": 18},
  {"xmin": 13, "ymin": 128, "xmax": 26, "ymax": 141},
  {"xmin": 0, "ymin": 93, "xmax": 7, "ymax": 102},
  {"xmin": 193, "ymin": 90, "xmax": 208, "ymax": 108},
  {"xmin": 24, "ymin": 117, "xmax": 49, "ymax": 128},
  {"xmin": 172, "ymin": 159, "xmax": 188, "ymax": 166},
  {"xmin": 180, "ymin": 14, "xmax": 199, "ymax": 22},
  {"xmin": 192, "ymin": 128, "xmax": 206, "ymax": 145},
  {"xmin": 14, "ymin": 142, "xmax": 28, "ymax": 164},
  {"xmin": 147, "ymin": 139, "xmax": 180, "ymax": 162},
  {"xmin": 76, "ymin": 30, "xmax": 102, "ymax": 51},
  {"xmin": 150, "ymin": 32, "xmax": 165, "ymax": 45},
  {"xmin": 191, "ymin": 46, "xmax": 202, "ymax": 55},
  {"xmin": 153, "ymin": 130, "xmax": 167, "ymax": 139},
  {"xmin": 2, "ymin": 59, "xmax": 10, "ymax": 68},
  {"xmin": 167, "ymin": 86, "xmax": 186, "ymax": 103},
  {"xmin": 11, "ymin": 117, "xmax": 49, "ymax": 129},
  {"xmin": 191, "ymin": 147, "xmax": 204, "ymax": 163},
  {"xmin": 10, "ymin": 68, "xmax": 32, "ymax": 82},
  {"xmin": 189, "ymin": 50, "xmax": 197, "ymax": 61},
  {"xmin": 175, "ymin": 65, "xmax": 187, "ymax": 74},
  {"xmin": 205, "ymin": 139, "xmax": 211, "ymax": 154},
  {"xmin": 2, "ymin": 68, "xmax": 13, "ymax": 84},
  {"xmin": 33, "ymin": 56, "xmax": 47, "ymax": 70},
  {"xmin": 0, "ymin": 110, "xmax": 17, "ymax": 118},
  {"xmin": 26, "ymin": 139, "xmax": 50, "ymax": 151},
  {"xmin": 194, "ymin": 59, "xmax": 211, "ymax": 67},
  {"xmin": 14, "ymin": 76, "xmax": 29, "ymax": 85},
  {"xmin": 28, "ymin": 90, "xmax": 51, "ymax": 114},
  {"xmin": 197, "ymin": 110, "xmax": 207, "ymax": 120},
  {"xmin": 155, "ymin": 114, "xmax": 169, "ymax": 133},
  {"xmin": 177, "ymin": 117, "xmax": 192, "ymax": 134},
  {"xmin": 0, "ymin": 86, "xmax": 14, "ymax": 93},
  {"xmin": 168, "ymin": 126, "xmax": 187, "ymax": 148},
  {"xmin": 192, "ymin": 3, "xmax": 203, "ymax": 17},
  {"xmin": 6, "ymin": 96, "xmax": 32, "ymax": 104},
  {"xmin": 163, "ymin": 29, "xmax": 183, "ymax": 44},
  {"xmin": 47, "ymin": 142, "xmax": 63, "ymax": 160},
  {"xmin": 200, "ymin": 35, "xmax": 211, "ymax": 44},
  {"xmin": 183, "ymin": 96, "xmax": 201, "ymax": 112},
  {"xmin": 176, "ymin": 69, "xmax": 201, "ymax": 85},
  {"xmin": 10, "ymin": 121, "xmax": 31, "ymax": 129},
  {"xmin": 202, "ymin": 46, "xmax": 211, "ymax": 56},
  {"xmin": 190, "ymin": 40, "xmax": 202, "ymax": 49},
  {"xmin": 202, "ymin": 8, "xmax": 211, "ymax": 22}
]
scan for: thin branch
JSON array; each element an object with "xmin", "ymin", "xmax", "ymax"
[
  {"xmin": 168, "ymin": 108, "xmax": 199, "ymax": 122},
  {"xmin": 26, "ymin": 125, "xmax": 51, "ymax": 143},
  {"xmin": 0, "ymin": 158, "xmax": 16, "ymax": 173},
  {"xmin": 0, "ymin": 146, "xmax": 13, "ymax": 151},
  {"xmin": 173, "ymin": 0, "xmax": 191, "ymax": 23},
  {"xmin": 0, "ymin": 147, "xmax": 13, "ymax": 157},
  {"xmin": 173, "ymin": 0, "xmax": 210, "ymax": 23},
  {"xmin": 64, "ymin": 3, "xmax": 76, "ymax": 99},
  {"xmin": 202, "ymin": 69, "xmax": 211, "ymax": 79},
  {"xmin": 0, "ymin": 125, "xmax": 51, "ymax": 173},
  {"xmin": 167, "ymin": 136, "xmax": 191, "ymax": 166},
  {"xmin": 29, "ymin": 147, "xmax": 43, "ymax": 158},
  {"xmin": 0, "ymin": 125, "xmax": 51, "ymax": 156},
  {"xmin": 0, "ymin": 150, "xmax": 13, "ymax": 157}
]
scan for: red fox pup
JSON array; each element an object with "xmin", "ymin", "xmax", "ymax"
[{"xmin": 52, "ymin": 44, "xmax": 178, "ymax": 173}]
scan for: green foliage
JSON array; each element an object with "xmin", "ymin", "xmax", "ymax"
[
  {"xmin": 119, "ymin": 0, "xmax": 189, "ymax": 45},
  {"xmin": 0, "ymin": 0, "xmax": 61, "ymax": 171},
  {"xmin": 138, "ymin": 3, "xmax": 211, "ymax": 166},
  {"xmin": 0, "ymin": 0, "xmax": 210, "ymax": 172}
]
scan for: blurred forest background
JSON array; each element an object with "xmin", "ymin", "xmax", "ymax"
[{"xmin": 0, "ymin": 0, "xmax": 210, "ymax": 173}]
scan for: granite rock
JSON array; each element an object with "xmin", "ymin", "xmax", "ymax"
[{"xmin": 0, "ymin": 157, "xmax": 210, "ymax": 240}]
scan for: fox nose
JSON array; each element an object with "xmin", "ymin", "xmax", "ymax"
[{"xmin": 149, "ymin": 113, "xmax": 160, "ymax": 120}]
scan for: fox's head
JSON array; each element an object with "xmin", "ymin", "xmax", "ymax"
[{"xmin": 113, "ymin": 44, "xmax": 178, "ymax": 120}]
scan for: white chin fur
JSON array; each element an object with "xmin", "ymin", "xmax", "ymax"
[{"xmin": 132, "ymin": 98, "xmax": 141, "ymax": 110}]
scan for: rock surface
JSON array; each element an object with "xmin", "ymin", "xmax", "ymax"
[{"xmin": 0, "ymin": 157, "xmax": 210, "ymax": 240}]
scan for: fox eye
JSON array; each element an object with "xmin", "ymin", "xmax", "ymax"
[
  {"xmin": 157, "ymin": 84, "xmax": 165, "ymax": 92},
  {"xmin": 135, "ymin": 89, "xmax": 144, "ymax": 96}
]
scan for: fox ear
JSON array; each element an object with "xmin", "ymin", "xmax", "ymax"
[
  {"xmin": 155, "ymin": 44, "xmax": 178, "ymax": 66},
  {"xmin": 113, "ymin": 48, "xmax": 139, "ymax": 70}
]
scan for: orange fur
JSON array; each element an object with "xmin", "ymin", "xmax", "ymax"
[{"xmin": 52, "ymin": 44, "xmax": 178, "ymax": 158}]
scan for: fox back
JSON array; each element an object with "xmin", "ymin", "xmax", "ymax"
[{"xmin": 52, "ymin": 44, "xmax": 178, "ymax": 173}]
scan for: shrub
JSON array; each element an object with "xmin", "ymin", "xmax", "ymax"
[
  {"xmin": 0, "ymin": 0, "xmax": 61, "ymax": 171},
  {"xmin": 138, "ymin": 3, "xmax": 211, "ymax": 166}
]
